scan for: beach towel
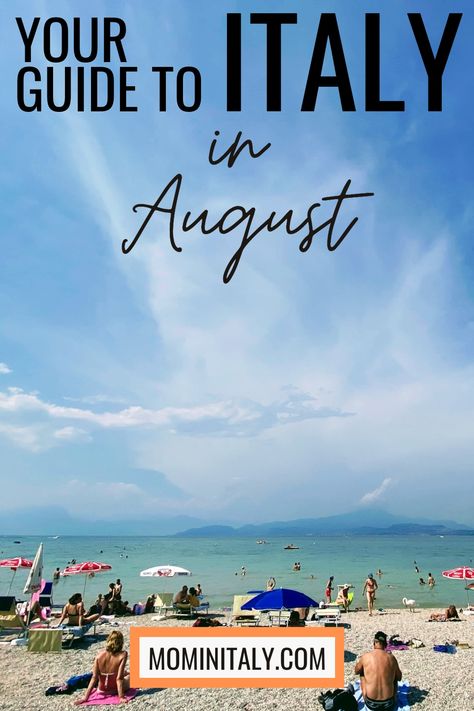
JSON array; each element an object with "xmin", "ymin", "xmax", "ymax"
[
  {"xmin": 353, "ymin": 680, "xmax": 410, "ymax": 710},
  {"xmin": 81, "ymin": 689, "xmax": 138, "ymax": 705}
]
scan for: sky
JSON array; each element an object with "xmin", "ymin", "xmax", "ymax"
[{"xmin": 0, "ymin": 0, "xmax": 473, "ymax": 529}]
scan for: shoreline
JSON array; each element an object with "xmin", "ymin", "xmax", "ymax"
[{"xmin": 1, "ymin": 607, "xmax": 473, "ymax": 710}]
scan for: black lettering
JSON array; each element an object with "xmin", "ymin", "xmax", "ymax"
[
  {"xmin": 227, "ymin": 14, "xmax": 241, "ymax": 111},
  {"xmin": 149, "ymin": 647, "xmax": 164, "ymax": 670},
  {"xmin": 250, "ymin": 13, "xmax": 297, "ymax": 111},
  {"xmin": 73, "ymin": 17, "xmax": 98, "ymax": 62},
  {"xmin": 16, "ymin": 17, "xmax": 40, "ymax": 62},
  {"xmin": 43, "ymin": 18, "xmax": 69, "ymax": 62},
  {"xmin": 408, "ymin": 13, "xmax": 462, "ymax": 111},
  {"xmin": 310, "ymin": 647, "xmax": 325, "ymax": 670},
  {"xmin": 104, "ymin": 18, "xmax": 127, "ymax": 62},
  {"xmin": 91, "ymin": 67, "xmax": 114, "ymax": 111},
  {"xmin": 119, "ymin": 67, "xmax": 137, "ymax": 111},
  {"xmin": 176, "ymin": 67, "xmax": 201, "ymax": 112},
  {"xmin": 152, "ymin": 66, "xmax": 173, "ymax": 111},
  {"xmin": 46, "ymin": 66, "xmax": 71, "ymax": 112},
  {"xmin": 17, "ymin": 66, "xmax": 41, "ymax": 111},
  {"xmin": 366, "ymin": 14, "xmax": 405, "ymax": 111}
]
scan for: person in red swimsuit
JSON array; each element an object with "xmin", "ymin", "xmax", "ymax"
[{"xmin": 325, "ymin": 576, "xmax": 334, "ymax": 603}]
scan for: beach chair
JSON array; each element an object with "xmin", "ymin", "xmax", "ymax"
[
  {"xmin": 61, "ymin": 623, "xmax": 97, "ymax": 648},
  {"xmin": 268, "ymin": 610, "xmax": 292, "ymax": 627},
  {"xmin": 39, "ymin": 581, "xmax": 54, "ymax": 609},
  {"xmin": 314, "ymin": 608, "xmax": 342, "ymax": 625},
  {"xmin": 232, "ymin": 594, "xmax": 260, "ymax": 626},
  {"xmin": 0, "ymin": 596, "xmax": 27, "ymax": 633},
  {"xmin": 154, "ymin": 593, "xmax": 175, "ymax": 617}
]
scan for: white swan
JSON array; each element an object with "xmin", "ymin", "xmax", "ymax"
[{"xmin": 402, "ymin": 597, "xmax": 416, "ymax": 612}]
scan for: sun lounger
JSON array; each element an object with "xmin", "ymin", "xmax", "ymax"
[
  {"xmin": 314, "ymin": 608, "xmax": 342, "ymax": 625},
  {"xmin": 0, "ymin": 597, "xmax": 27, "ymax": 633},
  {"xmin": 60, "ymin": 623, "xmax": 96, "ymax": 647},
  {"xmin": 154, "ymin": 593, "xmax": 175, "ymax": 617},
  {"xmin": 232, "ymin": 594, "xmax": 261, "ymax": 626},
  {"xmin": 268, "ymin": 610, "xmax": 292, "ymax": 627}
]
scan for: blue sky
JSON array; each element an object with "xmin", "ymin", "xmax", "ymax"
[{"xmin": 1, "ymin": 1, "xmax": 473, "ymax": 527}]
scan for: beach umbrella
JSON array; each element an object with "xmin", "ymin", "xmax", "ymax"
[
  {"xmin": 442, "ymin": 566, "xmax": 474, "ymax": 604},
  {"xmin": 140, "ymin": 565, "xmax": 192, "ymax": 577},
  {"xmin": 241, "ymin": 588, "xmax": 318, "ymax": 611},
  {"xmin": 62, "ymin": 561, "xmax": 112, "ymax": 595},
  {"xmin": 23, "ymin": 543, "xmax": 44, "ymax": 595},
  {"xmin": 0, "ymin": 556, "xmax": 33, "ymax": 594}
]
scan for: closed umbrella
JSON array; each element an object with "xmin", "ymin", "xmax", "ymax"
[
  {"xmin": 62, "ymin": 561, "xmax": 112, "ymax": 595},
  {"xmin": 442, "ymin": 566, "xmax": 474, "ymax": 604},
  {"xmin": 23, "ymin": 543, "xmax": 43, "ymax": 595},
  {"xmin": 23, "ymin": 543, "xmax": 44, "ymax": 625},
  {"xmin": 0, "ymin": 556, "xmax": 33, "ymax": 594},
  {"xmin": 241, "ymin": 588, "xmax": 318, "ymax": 610},
  {"xmin": 140, "ymin": 565, "xmax": 192, "ymax": 577}
]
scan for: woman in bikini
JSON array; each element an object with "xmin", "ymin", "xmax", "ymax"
[
  {"xmin": 75, "ymin": 630, "xmax": 130, "ymax": 704},
  {"xmin": 57, "ymin": 593, "xmax": 101, "ymax": 627},
  {"xmin": 363, "ymin": 574, "xmax": 378, "ymax": 616}
]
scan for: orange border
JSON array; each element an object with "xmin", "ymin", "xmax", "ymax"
[{"xmin": 130, "ymin": 626, "xmax": 344, "ymax": 688}]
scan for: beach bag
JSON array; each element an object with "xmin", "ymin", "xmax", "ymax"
[
  {"xmin": 192, "ymin": 618, "xmax": 222, "ymax": 627},
  {"xmin": 433, "ymin": 644, "xmax": 456, "ymax": 654},
  {"xmin": 318, "ymin": 688, "xmax": 358, "ymax": 711}
]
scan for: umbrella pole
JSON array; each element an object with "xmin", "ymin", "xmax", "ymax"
[
  {"xmin": 83, "ymin": 575, "xmax": 87, "ymax": 597},
  {"xmin": 7, "ymin": 569, "xmax": 16, "ymax": 595}
]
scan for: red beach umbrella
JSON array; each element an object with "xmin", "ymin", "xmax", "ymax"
[
  {"xmin": 62, "ymin": 561, "xmax": 112, "ymax": 595},
  {"xmin": 0, "ymin": 557, "xmax": 33, "ymax": 594},
  {"xmin": 442, "ymin": 566, "xmax": 474, "ymax": 604}
]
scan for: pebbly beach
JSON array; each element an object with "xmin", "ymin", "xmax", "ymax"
[{"xmin": 1, "ymin": 606, "xmax": 473, "ymax": 711}]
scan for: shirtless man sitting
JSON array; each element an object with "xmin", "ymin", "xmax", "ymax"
[
  {"xmin": 354, "ymin": 631, "xmax": 402, "ymax": 711},
  {"xmin": 173, "ymin": 585, "xmax": 189, "ymax": 604}
]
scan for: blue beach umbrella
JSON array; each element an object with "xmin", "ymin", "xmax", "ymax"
[{"xmin": 241, "ymin": 588, "xmax": 318, "ymax": 610}]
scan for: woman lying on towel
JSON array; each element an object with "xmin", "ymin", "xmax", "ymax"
[
  {"xmin": 57, "ymin": 593, "xmax": 101, "ymax": 627},
  {"xmin": 75, "ymin": 630, "xmax": 130, "ymax": 705},
  {"xmin": 429, "ymin": 604, "xmax": 460, "ymax": 622}
]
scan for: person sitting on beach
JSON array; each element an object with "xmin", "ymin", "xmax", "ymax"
[
  {"xmin": 74, "ymin": 630, "xmax": 130, "ymax": 705},
  {"xmin": 427, "ymin": 573, "xmax": 435, "ymax": 587},
  {"xmin": 288, "ymin": 610, "xmax": 304, "ymax": 626},
  {"xmin": 144, "ymin": 595, "xmax": 156, "ymax": 614},
  {"xmin": 196, "ymin": 584, "xmax": 203, "ymax": 597},
  {"xmin": 174, "ymin": 585, "xmax": 189, "ymax": 604},
  {"xmin": 57, "ymin": 593, "xmax": 101, "ymax": 627},
  {"xmin": 429, "ymin": 604, "xmax": 460, "ymax": 622},
  {"xmin": 363, "ymin": 574, "xmax": 378, "ymax": 616},
  {"xmin": 354, "ymin": 631, "xmax": 402, "ymax": 711},
  {"xmin": 325, "ymin": 576, "xmax": 334, "ymax": 604},
  {"xmin": 187, "ymin": 587, "xmax": 202, "ymax": 608},
  {"xmin": 338, "ymin": 584, "xmax": 351, "ymax": 613},
  {"xmin": 102, "ymin": 583, "xmax": 118, "ymax": 614}
]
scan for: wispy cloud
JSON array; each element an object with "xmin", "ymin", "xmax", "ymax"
[
  {"xmin": 0, "ymin": 385, "xmax": 349, "ymax": 440},
  {"xmin": 53, "ymin": 426, "xmax": 92, "ymax": 443},
  {"xmin": 0, "ymin": 363, "xmax": 12, "ymax": 374},
  {"xmin": 360, "ymin": 478, "xmax": 394, "ymax": 506}
]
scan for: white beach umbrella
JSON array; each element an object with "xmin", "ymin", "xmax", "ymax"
[
  {"xmin": 140, "ymin": 565, "xmax": 192, "ymax": 577},
  {"xmin": 23, "ymin": 543, "xmax": 44, "ymax": 595}
]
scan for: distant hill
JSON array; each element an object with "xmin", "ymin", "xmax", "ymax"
[
  {"xmin": 0, "ymin": 506, "xmax": 208, "ymax": 536},
  {"xmin": 175, "ymin": 509, "xmax": 473, "ymax": 537}
]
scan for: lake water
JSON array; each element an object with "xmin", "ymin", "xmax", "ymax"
[{"xmin": 1, "ymin": 534, "xmax": 472, "ymax": 609}]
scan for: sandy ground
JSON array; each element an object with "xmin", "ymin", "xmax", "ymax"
[{"xmin": 1, "ymin": 608, "xmax": 473, "ymax": 710}]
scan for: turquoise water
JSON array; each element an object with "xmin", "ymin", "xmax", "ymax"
[{"xmin": 0, "ymin": 535, "xmax": 472, "ymax": 609}]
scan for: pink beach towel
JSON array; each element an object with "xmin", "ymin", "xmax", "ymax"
[{"xmin": 82, "ymin": 689, "xmax": 138, "ymax": 705}]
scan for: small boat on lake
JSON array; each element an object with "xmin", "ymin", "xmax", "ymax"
[{"xmin": 284, "ymin": 544, "xmax": 299, "ymax": 550}]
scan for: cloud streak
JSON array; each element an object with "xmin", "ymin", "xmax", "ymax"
[
  {"xmin": 0, "ymin": 384, "xmax": 349, "ymax": 442},
  {"xmin": 360, "ymin": 478, "xmax": 394, "ymax": 506}
]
